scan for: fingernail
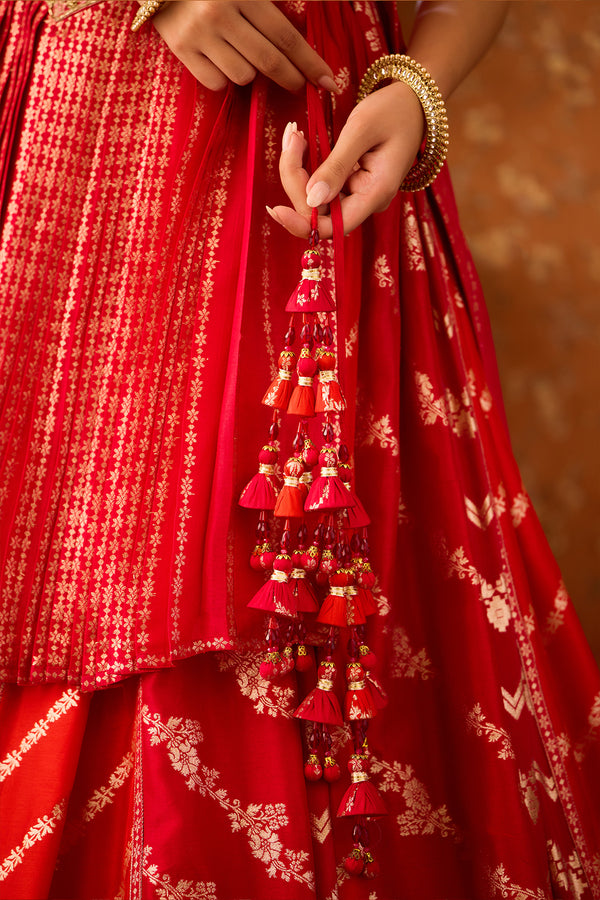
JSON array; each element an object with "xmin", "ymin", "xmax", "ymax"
[
  {"xmin": 318, "ymin": 75, "xmax": 341, "ymax": 94},
  {"xmin": 306, "ymin": 181, "xmax": 330, "ymax": 208},
  {"xmin": 266, "ymin": 205, "xmax": 281, "ymax": 222},
  {"xmin": 282, "ymin": 122, "xmax": 293, "ymax": 152}
]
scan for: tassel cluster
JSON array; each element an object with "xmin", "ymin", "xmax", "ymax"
[{"xmin": 240, "ymin": 212, "xmax": 386, "ymax": 875}]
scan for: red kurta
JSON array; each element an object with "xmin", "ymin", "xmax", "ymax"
[{"xmin": 1, "ymin": 2, "xmax": 600, "ymax": 898}]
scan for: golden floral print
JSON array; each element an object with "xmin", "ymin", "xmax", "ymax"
[
  {"xmin": 142, "ymin": 706, "xmax": 314, "ymax": 889},
  {"xmin": 466, "ymin": 703, "xmax": 515, "ymax": 760},
  {"xmin": 510, "ymin": 492, "xmax": 531, "ymax": 527},
  {"xmin": 545, "ymin": 580, "xmax": 569, "ymax": 636},
  {"xmin": 371, "ymin": 757, "xmax": 459, "ymax": 840},
  {"xmin": 488, "ymin": 863, "xmax": 549, "ymax": 899},
  {"xmin": 402, "ymin": 207, "xmax": 426, "ymax": 272},
  {"xmin": 143, "ymin": 846, "xmax": 217, "ymax": 900},
  {"xmin": 390, "ymin": 625, "xmax": 434, "ymax": 681},
  {"xmin": 445, "ymin": 545, "xmax": 514, "ymax": 633},
  {"xmin": 0, "ymin": 688, "xmax": 80, "ymax": 782},
  {"xmin": 359, "ymin": 410, "xmax": 399, "ymax": 457},
  {"xmin": 373, "ymin": 254, "xmax": 395, "ymax": 290},
  {"xmin": 0, "ymin": 801, "xmax": 66, "ymax": 882},
  {"xmin": 216, "ymin": 648, "xmax": 296, "ymax": 718},
  {"xmin": 415, "ymin": 370, "xmax": 483, "ymax": 438}
]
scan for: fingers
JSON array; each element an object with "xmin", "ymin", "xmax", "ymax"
[
  {"xmin": 278, "ymin": 122, "xmax": 310, "ymax": 214},
  {"xmin": 305, "ymin": 106, "xmax": 382, "ymax": 209},
  {"xmin": 241, "ymin": 2, "xmax": 339, "ymax": 92}
]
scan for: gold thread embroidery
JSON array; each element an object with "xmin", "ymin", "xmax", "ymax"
[
  {"xmin": 310, "ymin": 809, "xmax": 332, "ymax": 845},
  {"xmin": 466, "ymin": 703, "xmax": 515, "ymax": 760},
  {"xmin": 0, "ymin": 689, "xmax": 80, "ymax": 782},
  {"xmin": 142, "ymin": 846, "xmax": 217, "ymax": 900},
  {"xmin": 216, "ymin": 648, "xmax": 296, "ymax": 718},
  {"xmin": 371, "ymin": 757, "xmax": 459, "ymax": 840},
  {"xmin": 0, "ymin": 801, "xmax": 66, "ymax": 881},
  {"xmin": 489, "ymin": 863, "xmax": 549, "ymax": 899},
  {"xmin": 390, "ymin": 625, "xmax": 434, "ymax": 680},
  {"xmin": 142, "ymin": 706, "xmax": 314, "ymax": 889}
]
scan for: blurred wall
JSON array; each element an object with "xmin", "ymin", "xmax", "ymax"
[{"xmin": 448, "ymin": 2, "xmax": 600, "ymax": 660}]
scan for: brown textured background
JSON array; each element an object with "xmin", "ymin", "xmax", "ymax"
[{"xmin": 447, "ymin": 1, "xmax": 600, "ymax": 660}]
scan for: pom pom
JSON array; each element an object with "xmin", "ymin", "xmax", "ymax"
[
  {"xmin": 294, "ymin": 643, "xmax": 314, "ymax": 672},
  {"xmin": 363, "ymin": 852, "xmax": 380, "ymax": 879},
  {"xmin": 259, "ymin": 651, "xmax": 281, "ymax": 680},
  {"xmin": 343, "ymin": 849, "xmax": 365, "ymax": 877},
  {"xmin": 359, "ymin": 643, "xmax": 377, "ymax": 670},
  {"xmin": 304, "ymin": 753, "xmax": 323, "ymax": 781},
  {"xmin": 323, "ymin": 755, "xmax": 341, "ymax": 782}
]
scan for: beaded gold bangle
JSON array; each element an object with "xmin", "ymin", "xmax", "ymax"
[
  {"xmin": 356, "ymin": 54, "xmax": 449, "ymax": 192},
  {"xmin": 131, "ymin": 0, "xmax": 166, "ymax": 33}
]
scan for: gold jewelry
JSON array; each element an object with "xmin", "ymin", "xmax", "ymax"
[
  {"xmin": 356, "ymin": 54, "xmax": 449, "ymax": 192},
  {"xmin": 131, "ymin": 0, "xmax": 166, "ymax": 33}
]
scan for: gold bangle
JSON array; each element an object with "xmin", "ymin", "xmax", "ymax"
[
  {"xmin": 131, "ymin": 0, "xmax": 166, "ymax": 33},
  {"xmin": 356, "ymin": 54, "xmax": 449, "ymax": 192}
]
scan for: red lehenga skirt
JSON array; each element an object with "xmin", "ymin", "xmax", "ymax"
[{"xmin": 1, "ymin": 2, "xmax": 600, "ymax": 899}]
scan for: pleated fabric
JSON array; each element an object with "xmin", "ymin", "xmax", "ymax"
[{"xmin": 1, "ymin": 2, "xmax": 600, "ymax": 899}]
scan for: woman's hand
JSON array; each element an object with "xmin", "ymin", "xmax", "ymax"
[
  {"xmin": 268, "ymin": 82, "xmax": 426, "ymax": 238},
  {"xmin": 150, "ymin": 1, "xmax": 338, "ymax": 93}
]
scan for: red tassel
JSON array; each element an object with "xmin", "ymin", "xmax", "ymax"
[
  {"xmin": 262, "ymin": 350, "xmax": 296, "ymax": 409},
  {"xmin": 287, "ymin": 348, "xmax": 317, "ymax": 417},
  {"xmin": 337, "ymin": 754, "xmax": 387, "ymax": 817},
  {"xmin": 285, "ymin": 248, "xmax": 335, "ymax": 313},
  {"xmin": 247, "ymin": 554, "xmax": 296, "ymax": 618},
  {"xmin": 273, "ymin": 456, "xmax": 305, "ymax": 518},
  {"xmin": 305, "ymin": 446, "xmax": 355, "ymax": 512},
  {"xmin": 239, "ymin": 445, "xmax": 279, "ymax": 509},
  {"xmin": 344, "ymin": 661, "xmax": 376, "ymax": 721},
  {"xmin": 289, "ymin": 564, "xmax": 319, "ymax": 614},
  {"xmin": 317, "ymin": 569, "xmax": 352, "ymax": 627},
  {"xmin": 315, "ymin": 348, "xmax": 346, "ymax": 413},
  {"xmin": 294, "ymin": 660, "xmax": 343, "ymax": 725}
]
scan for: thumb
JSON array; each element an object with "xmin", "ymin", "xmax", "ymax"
[{"xmin": 305, "ymin": 118, "xmax": 370, "ymax": 208}]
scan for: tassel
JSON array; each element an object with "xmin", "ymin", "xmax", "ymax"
[
  {"xmin": 247, "ymin": 553, "xmax": 296, "ymax": 618},
  {"xmin": 337, "ymin": 753, "xmax": 387, "ymax": 817},
  {"xmin": 273, "ymin": 455, "xmax": 305, "ymax": 518},
  {"xmin": 344, "ymin": 661, "xmax": 376, "ymax": 721},
  {"xmin": 287, "ymin": 347, "xmax": 317, "ymax": 417},
  {"xmin": 305, "ymin": 445, "xmax": 355, "ymax": 512},
  {"xmin": 290, "ymin": 557, "xmax": 319, "ymax": 614},
  {"xmin": 286, "ymin": 247, "xmax": 335, "ymax": 312},
  {"xmin": 239, "ymin": 444, "xmax": 279, "ymax": 509},
  {"xmin": 315, "ymin": 347, "xmax": 346, "ymax": 413},
  {"xmin": 294, "ymin": 659, "xmax": 343, "ymax": 726},
  {"xmin": 317, "ymin": 569, "xmax": 353, "ymax": 627},
  {"xmin": 262, "ymin": 349, "xmax": 296, "ymax": 409}
]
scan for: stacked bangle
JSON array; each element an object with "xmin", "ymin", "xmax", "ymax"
[
  {"xmin": 356, "ymin": 54, "xmax": 449, "ymax": 192},
  {"xmin": 131, "ymin": 0, "xmax": 166, "ymax": 33}
]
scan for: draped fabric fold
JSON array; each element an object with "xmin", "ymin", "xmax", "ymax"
[{"xmin": 1, "ymin": 2, "xmax": 600, "ymax": 898}]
